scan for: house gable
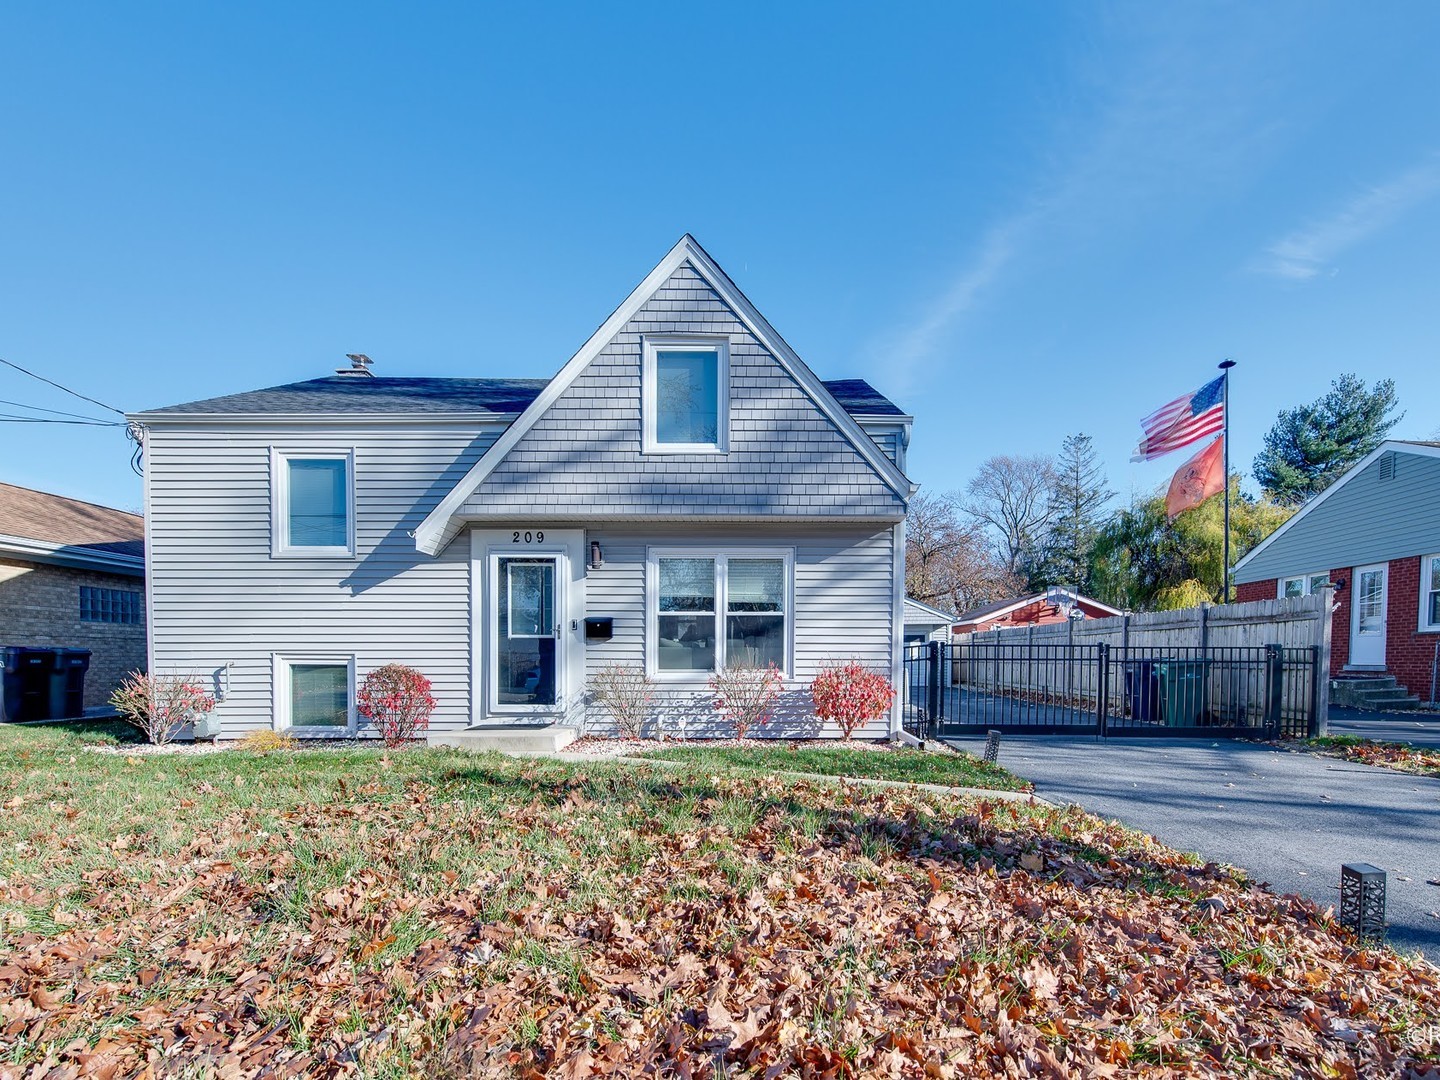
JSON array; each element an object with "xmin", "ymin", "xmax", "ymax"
[
  {"xmin": 1234, "ymin": 442, "xmax": 1440, "ymax": 584},
  {"xmin": 415, "ymin": 236, "xmax": 912, "ymax": 554}
]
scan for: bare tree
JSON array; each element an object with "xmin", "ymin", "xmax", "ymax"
[
  {"xmin": 964, "ymin": 454, "xmax": 1057, "ymax": 577},
  {"xmin": 905, "ymin": 491, "xmax": 1023, "ymax": 612}
]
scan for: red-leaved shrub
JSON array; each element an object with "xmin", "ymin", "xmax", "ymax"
[
  {"xmin": 357, "ymin": 664, "xmax": 436, "ymax": 748},
  {"xmin": 110, "ymin": 672, "xmax": 216, "ymax": 745},
  {"xmin": 811, "ymin": 660, "xmax": 894, "ymax": 740},
  {"xmin": 709, "ymin": 663, "xmax": 784, "ymax": 739}
]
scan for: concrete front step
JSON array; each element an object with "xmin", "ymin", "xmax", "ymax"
[
  {"xmin": 1329, "ymin": 676, "xmax": 1422, "ymax": 710},
  {"xmin": 429, "ymin": 725, "xmax": 579, "ymax": 753}
]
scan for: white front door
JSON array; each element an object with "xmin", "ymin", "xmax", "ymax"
[
  {"xmin": 1350, "ymin": 563, "xmax": 1388, "ymax": 667},
  {"xmin": 472, "ymin": 528, "xmax": 586, "ymax": 726}
]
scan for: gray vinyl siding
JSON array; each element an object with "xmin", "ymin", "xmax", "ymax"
[
  {"xmin": 580, "ymin": 523, "xmax": 897, "ymax": 739},
  {"xmin": 859, "ymin": 423, "xmax": 906, "ymax": 471},
  {"xmin": 1236, "ymin": 450, "xmax": 1440, "ymax": 583},
  {"xmin": 144, "ymin": 423, "xmax": 504, "ymax": 737},
  {"xmin": 461, "ymin": 262, "xmax": 906, "ymax": 520}
]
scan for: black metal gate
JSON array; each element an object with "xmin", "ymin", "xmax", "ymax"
[{"xmin": 902, "ymin": 639, "xmax": 1320, "ymax": 741}]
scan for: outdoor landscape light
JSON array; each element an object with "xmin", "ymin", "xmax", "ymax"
[{"xmin": 1339, "ymin": 863, "xmax": 1386, "ymax": 941}]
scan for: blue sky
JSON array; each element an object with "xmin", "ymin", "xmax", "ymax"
[{"xmin": 2, "ymin": 1, "xmax": 1438, "ymax": 514}]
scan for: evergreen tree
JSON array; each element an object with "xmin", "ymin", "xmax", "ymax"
[
  {"xmin": 1028, "ymin": 433, "xmax": 1113, "ymax": 591},
  {"xmin": 1253, "ymin": 374, "xmax": 1403, "ymax": 504}
]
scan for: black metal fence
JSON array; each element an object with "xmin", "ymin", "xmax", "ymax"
[{"xmin": 903, "ymin": 639, "xmax": 1320, "ymax": 741}]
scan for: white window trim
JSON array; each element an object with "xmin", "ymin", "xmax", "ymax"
[
  {"xmin": 641, "ymin": 335, "xmax": 730, "ymax": 454},
  {"xmin": 270, "ymin": 448, "xmax": 357, "ymax": 558},
  {"xmin": 1278, "ymin": 572, "xmax": 1330, "ymax": 599},
  {"xmin": 273, "ymin": 653, "xmax": 357, "ymax": 737},
  {"xmin": 644, "ymin": 546, "xmax": 794, "ymax": 680},
  {"xmin": 1420, "ymin": 553, "xmax": 1440, "ymax": 633}
]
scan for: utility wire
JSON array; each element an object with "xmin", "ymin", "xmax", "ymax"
[
  {"xmin": 0, "ymin": 397, "xmax": 113, "ymax": 423},
  {"xmin": 0, "ymin": 356, "xmax": 126, "ymax": 417},
  {"xmin": 0, "ymin": 414, "xmax": 121, "ymax": 426}
]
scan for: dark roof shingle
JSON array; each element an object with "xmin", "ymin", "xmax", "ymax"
[{"xmin": 137, "ymin": 374, "xmax": 905, "ymax": 419}]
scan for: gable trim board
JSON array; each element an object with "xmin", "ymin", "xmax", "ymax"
[
  {"xmin": 414, "ymin": 235, "xmax": 915, "ymax": 557},
  {"xmin": 1233, "ymin": 441, "xmax": 1440, "ymax": 580}
]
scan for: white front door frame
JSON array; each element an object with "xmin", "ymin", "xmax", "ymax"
[
  {"xmin": 1350, "ymin": 562, "xmax": 1388, "ymax": 667},
  {"xmin": 470, "ymin": 527, "xmax": 586, "ymax": 725}
]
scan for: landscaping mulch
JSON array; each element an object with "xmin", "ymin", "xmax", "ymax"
[{"xmin": 1, "ymin": 725, "xmax": 1437, "ymax": 1078}]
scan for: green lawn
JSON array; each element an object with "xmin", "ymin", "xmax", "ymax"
[
  {"xmin": 638, "ymin": 742, "xmax": 1033, "ymax": 792},
  {"xmin": 1, "ymin": 722, "xmax": 1436, "ymax": 1078}
]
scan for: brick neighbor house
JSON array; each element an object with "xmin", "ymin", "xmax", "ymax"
[
  {"xmin": 0, "ymin": 482, "xmax": 146, "ymax": 712},
  {"xmin": 1233, "ymin": 440, "xmax": 1439, "ymax": 707}
]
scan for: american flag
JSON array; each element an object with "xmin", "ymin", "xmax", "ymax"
[{"xmin": 1131, "ymin": 376, "xmax": 1225, "ymax": 462}]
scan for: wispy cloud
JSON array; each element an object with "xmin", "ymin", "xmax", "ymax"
[
  {"xmin": 1256, "ymin": 153, "xmax": 1440, "ymax": 280},
  {"xmin": 871, "ymin": 5, "xmax": 1290, "ymax": 387},
  {"xmin": 882, "ymin": 222, "xmax": 1022, "ymax": 382}
]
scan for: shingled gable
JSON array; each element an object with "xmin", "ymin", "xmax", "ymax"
[{"xmin": 414, "ymin": 235, "xmax": 914, "ymax": 556}]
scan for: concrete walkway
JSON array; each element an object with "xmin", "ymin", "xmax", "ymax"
[
  {"xmin": 1329, "ymin": 706, "xmax": 1440, "ymax": 749},
  {"xmin": 943, "ymin": 733, "xmax": 1440, "ymax": 961}
]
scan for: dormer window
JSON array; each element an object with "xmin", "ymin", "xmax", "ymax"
[{"xmin": 643, "ymin": 337, "xmax": 729, "ymax": 453}]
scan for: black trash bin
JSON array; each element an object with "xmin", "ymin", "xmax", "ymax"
[
  {"xmin": 49, "ymin": 649, "xmax": 92, "ymax": 720},
  {"xmin": 1, "ymin": 646, "xmax": 59, "ymax": 722},
  {"xmin": 1124, "ymin": 659, "xmax": 1160, "ymax": 723}
]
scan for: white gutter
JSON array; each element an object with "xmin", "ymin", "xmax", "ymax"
[{"xmin": 0, "ymin": 534, "xmax": 144, "ymax": 576}]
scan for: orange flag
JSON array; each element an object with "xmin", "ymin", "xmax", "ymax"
[{"xmin": 1166, "ymin": 436, "xmax": 1224, "ymax": 520}]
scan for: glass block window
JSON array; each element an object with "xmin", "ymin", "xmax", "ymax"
[{"xmin": 79, "ymin": 586, "xmax": 144, "ymax": 625}]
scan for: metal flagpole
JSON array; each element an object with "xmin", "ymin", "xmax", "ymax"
[{"xmin": 1219, "ymin": 359, "xmax": 1236, "ymax": 601}]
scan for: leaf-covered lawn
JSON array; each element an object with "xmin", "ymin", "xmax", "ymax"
[
  {"xmin": 638, "ymin": 743, "xmax": 1032, "ymax": 793},
  {"xmin": 1, "ymin": 725, "xmax": 1437, "ymax": 1078},
  {"xmin": 1306, "ymin": 735, "xmax": 1440, "ymax": 780}
]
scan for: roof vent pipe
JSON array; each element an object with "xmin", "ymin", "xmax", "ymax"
[{"xmin": 337, "ymin": 353, "xmax": 375, "ymax": 377}]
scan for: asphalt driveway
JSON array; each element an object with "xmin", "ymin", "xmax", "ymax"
[{"xmin": 943, "ymin": 733, "xmax": 1440, "ymax": 961}]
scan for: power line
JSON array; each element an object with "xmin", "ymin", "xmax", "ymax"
[
  {"xmin": 0, "ymin": 415, "xmax": 121, "ymax": 427},
  {"xmin": 0, "ymin": 356, "xmax": 125, "ymax": 417},
  {"xmin": 0, "ymin": 397, "xmax": 112, "ymax": 423}
]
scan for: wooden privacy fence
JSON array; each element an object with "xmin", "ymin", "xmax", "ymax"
[{"xmin": 945, "ymin": 593, "xmax": 1333, "ymax": 736}]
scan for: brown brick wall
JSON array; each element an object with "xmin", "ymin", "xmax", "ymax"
[{"xmin": 0, "ymin": 557, "xmax": 147, "ymax": 711}]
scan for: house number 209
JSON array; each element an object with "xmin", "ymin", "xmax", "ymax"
[{"xmin": 512, "ymin": 530, "xmax": 544, "ymax": 544}]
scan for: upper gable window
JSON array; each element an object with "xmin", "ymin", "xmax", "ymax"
[
  {"xmin": 643, "ymin": 337, "xmax": 729, "ymax": 453},
  {"xmin": 272, "ymin": 450, "xmax": 355, "ymax": 557}
]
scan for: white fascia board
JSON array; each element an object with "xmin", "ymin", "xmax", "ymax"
[
  {"xmin": 415, "ymin": 234, "xmax": 916, "ymax": 557},
  {"xmin": 0, "ymin": 534, "xmax": 145, "ymax": 576},
  {"xmin": 1231, "ymin": 440, "xmax": 1440, "ymax": 578},
  {"xmin": 127, "ymin": 412, "xmax": 520, "ymax": 426}
]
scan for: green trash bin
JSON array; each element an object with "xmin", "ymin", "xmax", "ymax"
[{"xmin": 1156, "ymin": 659, "xmax": 1209, "ymax": 727}]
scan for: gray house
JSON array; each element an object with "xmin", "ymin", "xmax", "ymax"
[{"xmin": 131, "ymin": 236, "xmax": 916, "ymax": 746}]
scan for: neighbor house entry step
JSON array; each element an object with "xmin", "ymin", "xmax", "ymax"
[
  {"xmin": 1329, "ymin": 675, "xmax": 1422, "ymax": 711},
  {"xmin": 429, "ymin": 725, "xmax": 579, "ymax": 753}
]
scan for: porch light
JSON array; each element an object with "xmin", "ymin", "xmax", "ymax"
[
  {"xmin": 589, "ymin": 540, "xmax": 603, "ymax": 570},
  {"xmin": 1339, "ymin": 863, "xmax": 1386, "ymax": 941}
]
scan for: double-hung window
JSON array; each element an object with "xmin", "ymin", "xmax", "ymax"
[
  {"xmin": 650, "ymin": 550, "xmax": 790, "ymax": 676},
  {"xmin": 643, "ymin": 337, "xmax": 729, "ymax": 453},
  {"xmin": 1422, "ymin": 554, "xmax": 1440, "ymax": 632},
  {"xmin": 272, "ymin": 450, "xmax": 354, "ymax": 556},
  {"xmin": 1279, "ymin": 573, "xmax": 1330, "ymax": 599}
]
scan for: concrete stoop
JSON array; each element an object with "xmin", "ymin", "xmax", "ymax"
[
  {"xmin": 429, "ymin": 725, "xmax": 579, "ymax": 754},
  {"xmin": 1330, "ymin": 674, "xmax": 1422, "ymax": 711}
]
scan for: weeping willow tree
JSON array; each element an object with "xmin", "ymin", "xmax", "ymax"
[{"xmin": 1088, "ymin": 477, "xmax": 1293, "ymax": 611}]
